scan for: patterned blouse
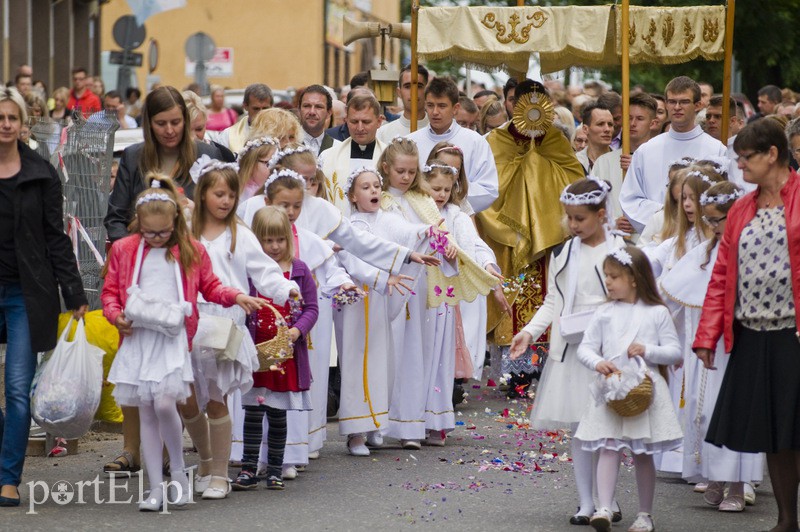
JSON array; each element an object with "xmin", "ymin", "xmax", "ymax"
[{"xmin": 736, "ymin": 206, "xmax": 796, "ymax": 331}]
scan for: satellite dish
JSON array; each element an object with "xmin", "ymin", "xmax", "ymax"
[{"xmin": 113, "ymin": 15, "xmax": 146, "ymax": 49}]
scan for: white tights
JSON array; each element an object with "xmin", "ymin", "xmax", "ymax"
[
  {"xmin": 138, "ymin": 397, "xmax": 187, "ymax": 492},
  {"xmin": 596, "ymin": 449, "xmax": 655, "ymax": 514},
  {"xmin": 571, "ymin": 438, "xmax": 595, "ymax": 517}
]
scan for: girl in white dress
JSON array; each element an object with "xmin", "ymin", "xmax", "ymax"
[
  {"xmin": 510, "ymin": 177, "xmax": 624, "ymax": 525},
  {"xmin": 576, "ymin": 246, "xmax": 683, "ymax": 532},
  {"xmin": 661, "ymin": 180, "xmax": 762, "ymax": 511},
  {"xmin": 103, "ymin": 174, "xmax": 266, "ymax": 512},
  {"xmin": 645, "ymin": 164, "xmax": 723, "ymax": 473},
  {"xmin": 237, "ymin": 136, "xmax": 280, "ymax": 202},
  {"xmin": 179, "ymin": 157, "xmax": 299, "ymax": 499},
  {"xmin": 639, "ymin": 158, "xmax": 693, "ymax": 247},
  {"xmin": 335, "ymin": 167, "xmax": 425, "ymax": 455}
]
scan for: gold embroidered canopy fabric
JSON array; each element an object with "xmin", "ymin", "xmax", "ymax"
[{"xmin": 416, "ymin": 5, "xmax": 726, "ymax": 74}]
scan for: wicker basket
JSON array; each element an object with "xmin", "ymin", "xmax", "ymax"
[
  {"xmin": 254, "ymin": 303, "xmax": 294, "ymax": 371},
  {"xmin": 607, "ymin": 372, "xmax": 653, "ymax": 417}
]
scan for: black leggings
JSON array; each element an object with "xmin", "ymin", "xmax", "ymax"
[{"xmin": 242, "ymin": 405, "xmax": 286, "ymax": 478}]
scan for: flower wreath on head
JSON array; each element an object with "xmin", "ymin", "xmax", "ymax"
[
  {"xmin": 268, "ymin": 144, "xmax": 314, "ymax": 170},
  {"xmin": 136, "ymin": 180, "xmax": 176, "ymax": 207},
  {"xmin": 264, "ymin": 168, "xmax": 306, "ymax": 192},
  {"xmin": 189, "ymin": 154, "xmax": 240, "ymax": 184},
  {"xmin": 345, "ymin": 166, "xmax": 381, "ymax": 193},
  {"xmin": 608, "ymin": 247, "xmax": 633, "ymax": 266},
  {"xmin": 422, "ymin": 163, "xmax": 458, "ymax": 175},
  {"xmin": 699, "ymin": 188, "xmax": 744, "ymax": 206},
  {"xmin": 238, "ymin": 136, "xmax": 280, "ymax": 159},
  {"xmin": 685, "ymin": 170, "xmax": 715, "ymax": 186},
  {"xmin": 559, "ymin": 175, "xmax": 611, "ymax": 205}
]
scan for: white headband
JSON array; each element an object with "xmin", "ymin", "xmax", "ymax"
[
  {"xmin": 136, "ymin": 188, "xmax": 176, "ymax": 207},
  {"xmin": 423, "ymin": 163, "xmax": 458, "ymax": 175},
  {"xmin": 264, "ymin": 168, "xmax": 306, "ymax": 192},
  {"xmin": 239, "ymin": 136, "xmax": 280, "ymax": 158},
  {"xmin": 608, "ymin": 247, "xmax": 633, "ymax": 266},
  {"xmin": 700, "ymin": 188, "xmax": 744, "ymax": 206},
  {"xmin": 668, "ymin": 157, "xmax": 695, "ymax": 168},
  {"xmin": 686, "ymin": 170, "xmax": 715, "ymax": 186},
  {"xmin": 345, "ymin": 166, "xmax": 381, "ymax": 193},
  {"xmin": 268, "ymin": 144, "xmax": 314, "ymax": 169},
  {"xmin": 560, "ymin": 176, "xmax": 611, "ymax": 206},
  {"xmin": 189, "ymin": 154, "xmax": 239, "ymax": 184}
]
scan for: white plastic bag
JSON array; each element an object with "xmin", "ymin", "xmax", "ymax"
[{"xmin": 31, "ymin": 318, "xmax": 105, "ymax": 439}]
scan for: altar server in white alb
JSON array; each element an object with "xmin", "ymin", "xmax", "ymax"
[
  {"xmin": 619, "ymin": 76, "xmax": 726, "ymax": 233},
  {"xmin": 660, "ymin": 180, "xmax": 763, "ymax": 512},
  {"xmin": 575, "ymin": 247, "xmax": 683, "ymax": 532},
  {"xmin": 406, "ymin": 77, "xmax": 499, "ymax": 213},
  {"xmin": 510, "ymin": 177, "xmax": 625, "ymax": 526}
]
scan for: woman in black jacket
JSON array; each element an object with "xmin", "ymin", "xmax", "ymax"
[
  {"xmin": 104, "ymin": 86, "xmax": 222, "ymax": 242},
  {"xmin": 0, "ymin": 88, "xmax": 87, "ymax": 507}
]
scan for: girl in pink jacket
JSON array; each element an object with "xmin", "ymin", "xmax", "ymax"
[{"xmin": 102, "ymin": 174, "xmax": 265, "ymax": 512}]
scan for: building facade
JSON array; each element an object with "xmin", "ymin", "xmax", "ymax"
[{"xmin": 100, "ymin": 0, "xmax": 401, "ymax": 93}]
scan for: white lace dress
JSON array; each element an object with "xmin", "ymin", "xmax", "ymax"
[{"xmin": 108, "ymin": 248, "xmax": 193, "ymax": 406}]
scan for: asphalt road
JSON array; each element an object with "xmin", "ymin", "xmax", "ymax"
[{"xmin": 4, "ymin": 382, "xmax": 778, "ymax": 531}]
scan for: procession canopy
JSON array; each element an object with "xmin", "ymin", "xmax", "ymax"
[{"xmin": 416, "ymin": 5, "xmax": 726, "ymax": 74}]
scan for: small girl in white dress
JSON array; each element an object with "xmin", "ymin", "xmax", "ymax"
[{"xmin": 575, "ymin": 246, "xmax": 683, "ymax": 532}]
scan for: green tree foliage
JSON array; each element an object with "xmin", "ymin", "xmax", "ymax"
[{"xmin": 401, "ymin": 0, "xmax": 800, "ymax": 100}]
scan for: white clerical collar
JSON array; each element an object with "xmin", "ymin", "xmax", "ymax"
[{"xmin": 667, "ymin": 125, "xmax": 704, "ymax": 141}]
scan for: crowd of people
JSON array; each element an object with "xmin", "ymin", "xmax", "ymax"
[{"xmin": 2, "ymin": 60, "xmax": 800, "ymax": 532}]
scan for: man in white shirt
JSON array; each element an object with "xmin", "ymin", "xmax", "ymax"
[
  {"xmin": 575, "ymin": 102, "xmax": 613, "ymax": 173},
  {"xmin": 299, "ymin": 84, "xmax": 339, "ymax": 155},
  {"xmin": 593, "ymin": 93, "xmax": 659, "ymax": 235},
  {"xmin": 376, "ymin": 65, "xmax": 429, "ymax": 144},
  {"xmin": 102, "ymin": 91, "xmax": 137, "ymax": 129},
  {"xmin": 216, "ymin": 83, "xmax": 272, "ymax": 153},
  {"xmin": 407, "ymin": 77, "xmax": 498, "ymax": 213},
  {"xmin": 620, "ymin": 76, "xmax": 727, "ymax": 232}
]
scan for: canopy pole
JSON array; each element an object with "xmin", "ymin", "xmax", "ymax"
[
  {"xmin": 621, "ymin": 1, "xmax": 630, "ymax": 174},
  {"xmin": 721, "ymin": 0, "xmax": 735, "ymax": 142},
  {"xmin": 410, "ymin": 0, "xmax": 419, "ymax": 133}
]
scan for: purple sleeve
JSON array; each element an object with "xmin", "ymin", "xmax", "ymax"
[{"xmin": 293, "ymin": 266, "xmax": 319, "ymax": 337}]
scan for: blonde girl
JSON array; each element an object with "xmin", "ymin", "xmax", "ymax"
[
  {"xmin": 237, "ymin": 135, "xmax": 280, "ymax": 202},
  {"xmin": 639, "ymin": 158, "xmax": 694, "ymax": 246},
  {"xmin": 102, "ymin": 174, "xmax": 265, "ymax": 512}
]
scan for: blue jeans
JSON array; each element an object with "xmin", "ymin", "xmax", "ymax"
[{"xmin": 0, "ymin": 283, "xmax": 36, "ymax": 487}]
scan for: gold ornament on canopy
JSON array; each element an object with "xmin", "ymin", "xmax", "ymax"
[{"xmin": 512, "ymin": 92, "xmax": 554, "ymax": 139}]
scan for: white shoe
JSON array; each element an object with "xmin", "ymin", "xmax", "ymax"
[
  {"xmin": 366, "ymin": 431, "xmax": 384, "ymax": 447},
  {"xmin": 194, "ymin": 474, "xmax": 211, "ymax": 494},
  {"xmin": 201, "ymin": 476, "xmax": 231, "ymax": 500},
  {"xmin": 693, "ymin": 482, "xmax": 708, "ymax": 493},
  {"xmin": 282, "ymin": 465, "xmax": 297, "ymax": 480},
  {"xmin": 139, "ymin": 487, "xmax": 164, "ymax": 512},
  {"xmin": 627, "ymin": 512, "xmax": 655, "ymax": 532},
  {"xmin": 744, "ymin": 483, "xmax": 756, "ymax": 506},
  {"xmin": 167, "ymin": 471, "xmax": 191, "ymax": 507},
  {"xmin": 308, "ymin": 451, "xmax": 320, "ymax": 460},
  {"xmin": 401, "ymin": 439, "xmax": 421, "ymax": 450},
  {"xmin": 589, "ymin": 507, "xmax": 613, "ymax": 532},
  {"xmin": 348, "ymin": 435, "xmax": 370, "ymax": 457},
  {"xmin": 423, "ymin": 430, "xmax": 446, "ymax": 447}
]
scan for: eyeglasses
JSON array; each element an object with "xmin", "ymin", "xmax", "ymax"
[
  {"xmin": 701, "ymin": 215, "xmax": 727, "ymax": 227},
  {"xmin": 140, "ymin": 228, "xmax": 174, "ymax": 239},
  {"xmin": 734, "ymin": 151, "xmax": 764, "ymax": 163},
  {"xmin": 666, "ymin": 99, "xmax": 695, "ymax": 108}
]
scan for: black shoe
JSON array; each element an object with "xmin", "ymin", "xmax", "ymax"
[
  {"xmin": 569, "ymin": 514, "xmax": 590, "ymax": 525},
  {"xmin": 452, "ymin": 383, "xmax": 466, "ymax": 406},
  {"xmin": 266, "ymin": 475, "xmax": 285, "ymax": 490},
  {"xmin": 231, "ymin": 469, "xmax": 258, "ymax": 491},
  {"xmin": 612, "ymin": 509, "xmax": 622, "ymax": 523}
]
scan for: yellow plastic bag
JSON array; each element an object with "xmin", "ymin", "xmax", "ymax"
[{"xmin": 58, "ymin": 310, "xmax": 123, "ymax": 423}]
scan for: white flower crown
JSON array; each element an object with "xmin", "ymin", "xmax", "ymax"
[
  {"xmin": 608, "ymin": 247, "xmax": 633, "ymax": 266},
  {"xmin": 189, "ymin": 154, "xmax": 240, "ymax": 184},
  {"xmin": 264, "ymin": 168, "xmax": 306, "ymax": 192},
  {"xmin": 268, "ymin": 144, "xmax": 314, "ymax": 169},
  {"xmin": 699, "ymin": 188, "xmax": 744, "ymax": 206},
  {"xmin": 239, "ymin": 136, "xmax": 279, "ymax": 158},
  {"xmin": 136, "ymin": 190, "xmax": 176, "ymax": 208},
  {"xmin": 422, "ymin": 163, "xmax": 458, "ymax": 175},
  {"xmin": 345, "ymin": 166, "xmax": 382, "ymax": 192},
  {"xmin": 560, "ymin": 176, "xmax": 611, "ymax": 206},
  {"xmin": 685, "ymin": 170, "xmax": 715, "ymax": 186}
]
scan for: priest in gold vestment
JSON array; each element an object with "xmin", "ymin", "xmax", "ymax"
[{"xmin": 476, "ymin": 80, "xmax": 584, "ymax": 389}]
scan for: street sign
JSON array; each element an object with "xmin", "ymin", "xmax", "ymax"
[
  {"xmin": 184, "ymin": 47, "xmax": 234, "ymax": 78},
  {"xmin": 109, "ymin": 51, "xmax": 143, "ymax": 67},
  {"xmin": 112, "ymin": 16, "xmax": 146, "ymax": 49},
  {"xmin": 185, "ymin": 32, "xmax": 216, "ymax": 63}
]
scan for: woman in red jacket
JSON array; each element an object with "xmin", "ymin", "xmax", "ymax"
[{"xmin": 693, "ymin": 119, "xmax": 800, "ymax": 532}]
